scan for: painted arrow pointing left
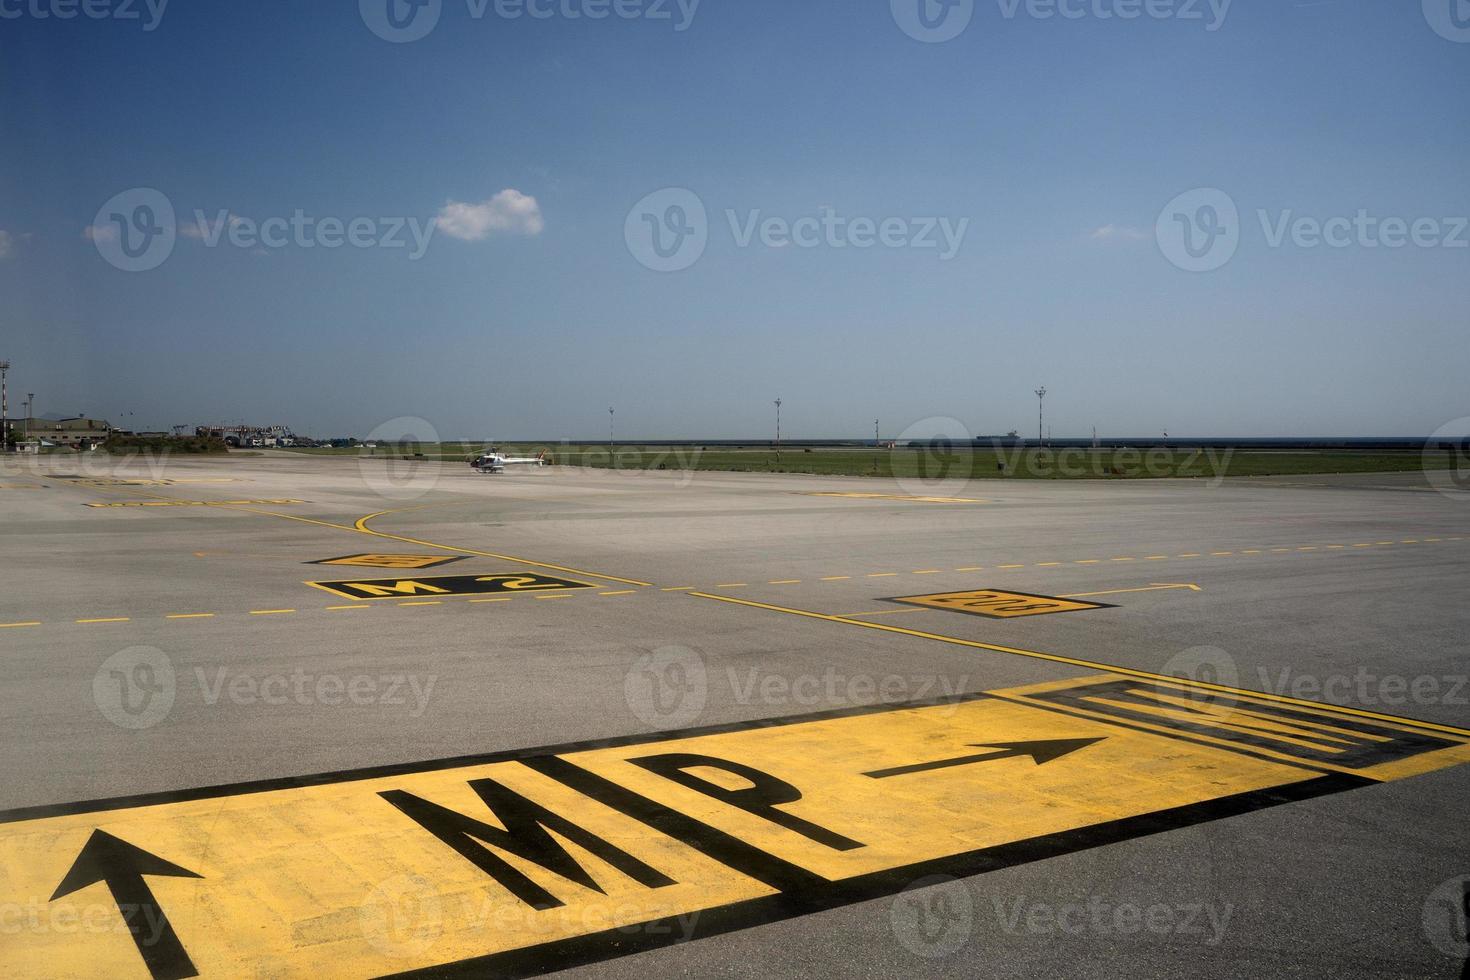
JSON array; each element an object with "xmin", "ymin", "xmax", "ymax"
[
  {"xmin": 50, "ymin": 829, "xmax": 203, "ymax": 980},
  {"xmin": 863, "ymin": 737, "xmax": 1105, "ymax": 779}
]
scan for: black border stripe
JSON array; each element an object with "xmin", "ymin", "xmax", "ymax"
[
  {"xmin": 382, "ymin": 773, "xmax": 1371, "ymax": 979},
  {"xmin": 0, "ymin": 692, "xmax": 998, "ymax": 825}
]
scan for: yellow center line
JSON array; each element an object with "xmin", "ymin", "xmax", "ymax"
[
  {"xmin": 1037, "ymin": 562, "xmax": 1061, "ymax": 567},
  {"xmin": 866, "ymin": 572, "xmax": 898, "ymax": 578},
  {"xmin": 534, "ymin": 593, "xmax": 575, "ymax": 600},
  {"xmin": 820, "ymin": 575, "xmax": 852, "ymax": 581},
  {"xmin": 1375, "ymin": 541, "xmax": 1394, "ymax": 546},
  {"xmin": 998, "ymin": 564, "xmax": 1024, "ymax": 569},
  {"xmin": 469, "ymin": 597, "xmax": 512, "ymax": 603},
  {"xmin": 76, "ymin": 617, "xmax": 129, "ymax": 624},
  {"xmin": 1144, "ymin": 555, "xmax": 1169, "ymax": 560},
  {"xmin": 841, "ymin": 608, "xmax": 926, "ymax": 617},
  {"xmin": 687, "ymin": 592, "xmax": 1470, "ymax": 739},
  {"xmin": 398, "ymin": 601, "xmax": 442, "ymax": 607},
  {"xmin": 1, "ymin": 622, "xmax": 42, "ymax": 629},
  {"xmin": 1179, "ymin": 553, "xmax": 1202, "ymax": 557},
  {"xmin": 769, "ymin": 579, "xmax": 802, "ymax": 585},
  {"xmin": 1297, "ymin": 546, "xmax": 1317, "ymax": 551},
  {"xmin": 954, "ymin": 566, "xmax": 984, "ymax": 572},
  {"xmin": 165, "ymin": 613, "xmax": 215, "ymax": 620},
  {"xmin": 599, "ymin": 590, "xmax": 637, "ymax": 596},
  {"xmin": 1211, "ymin": 551, "xmax": 1233, "ymax": 556},
  {"xmin": 660, "ymin": 586, "xmax": 696, "ymax": 592},
  {"xmin": 249, "ymin": 609, "xmax": 296, "ymax": 616},
  {"xmin": 1110, "ymin": 557, "xmax": 1136, "ymax": 562},
  {"xmin": 912, "ymin": 570, "xmax": 942, "ymax": 575},
  {"xmin": 1353, "ymin": 543, "xmax": 1373, "ymax": 548},
  {"xmin": 1242, "ymin": 549, "xmax": 1261, "ymax": 554},
  {"xmin": 326, "ymin": 605, "xmax": 370, "ymax": 611},
  {"xmin": 1074, "ymin": 560, "xmax": 1100, "ymax": 565}
]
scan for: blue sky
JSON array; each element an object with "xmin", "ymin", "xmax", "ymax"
[{"xmin": 0, "ymin": 0, "xmax": 1466, "ymax": 439}]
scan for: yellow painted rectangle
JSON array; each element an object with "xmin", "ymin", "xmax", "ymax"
[
  {"xmin": 310, "ymin": 554, "xmax": 466, "ymax": 570},
  {"xmin": 1, "ymin": 675, "xmax": 1464, "ymax": 978},
  {"xmin": 890, "ymin": 588, "xmax": 1111, "ymax": 618}
]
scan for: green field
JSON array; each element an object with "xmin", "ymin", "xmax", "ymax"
[{"xmin": 281, "ymin": 443, "xmax": 1460, "ymax": 480}]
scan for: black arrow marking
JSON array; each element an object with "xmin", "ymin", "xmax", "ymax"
[
  {"xmin": 50, "ymin": 829, "xmax": 203, "ymax": 980},
  {"xmin": 863, "ymin": 737, "xmax": 1105, "ymax": 779}
]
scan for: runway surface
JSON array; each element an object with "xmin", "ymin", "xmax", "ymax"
[{"xmin": 1, "ymin": 451, "xmax": 1466, "ymax": 978}]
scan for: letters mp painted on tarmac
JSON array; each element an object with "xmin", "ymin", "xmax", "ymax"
[
  {"xmin": 307, "ymin": 554, "xmax": 469, "ymax": 570},
  {"xmin": 2, "ymin": 675, "xmax": 1467, "ymax": 979},
  {"xmin": 305, "ymin": 572, "xmax": 596, "ymax": 601},
  {"xmin": 890, "ymin": 588, "xmax": 1113, "ymax": 619}
]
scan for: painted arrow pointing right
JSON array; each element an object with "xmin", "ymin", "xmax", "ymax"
[{"xmin": 862, "ymin": 737, "xmax": 1106, "ymax": 779}]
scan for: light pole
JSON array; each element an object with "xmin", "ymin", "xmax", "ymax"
[
  {"xmin": 1034, "ymin": 386, "xmax": 1047, "ymax": 446},
  {"xmin": 774, "ymin": 398, "xmax": 782, "ymax": 463},
  {"xmin": 875, "ymin": 419, "xmax": 879, "ymax": 445},
  {"xmin": 608, "ymin": 407, "xmax": 615, "ymax": 463},
  {"xmin": 0, "ymin": 360, "xmax": 9, "ymax": 453},
  {"xmin": 24, "ymin": 393, "xmax": 33, "ymax": 442}
]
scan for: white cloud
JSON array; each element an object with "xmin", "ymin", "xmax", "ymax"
[
  {"xmin": 1089, "ymin": 224, "xmax": 1148, "ymax": 242},
  {"xmin": 0, "ymin": 230, "xmax": 11, "ymax": 259},
  {"xmin": 434, "ymin": 189, "xmax": 544, "ymax": 241}
]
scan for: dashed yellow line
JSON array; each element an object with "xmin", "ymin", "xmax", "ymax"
[
  {"xmin": 768, "ymin": 579, "xmax": 802, "ymax": 585},
  {"xmin": 866, "ymin": 572, "xmax": 898, "ymax": 578},
  {"xmin": 912, "ymin": 570, "xmax": 942, "ymax": 575},
  {"xmin": 327, "ymin": 605, "xmax": 370, "ymax": 611},
  {"xmin": 398, "ymin": 600, "xmax": 442, "ymax": 607},
  {"xmin": 534, "ymin": 593, "xmax": 575, "ymax": 600},
  {"xmin": 820, "ymin": 575, "xmax": 852, "ymax": 581},
  {"xmin": 599, "ymin": 590, "xmax": 637, "ymax": 596},
  {"xmin": 660, "ymin": 586, "xmax": 696, "ymax": 592},
  {"xmin": 954, "ymin": 566, "xmax": 984, "ymax": 572},
  {"xmin": 469, "ymin": 597, "xmax": 512, "ymax": 604},
  {"xmin": 249, "ymin": 609, "xmax": 296, "ymax": 616},
  {"xmin": 1, "ymin": 622, "xmax": 41, "ymax": 629},
  {"xmin": 165, "ymin": 613, "xmax": 215, "ymax": 620},
  {"xmin": 76, "ymin": 617, "xmax": 129, "ymax": 624}
]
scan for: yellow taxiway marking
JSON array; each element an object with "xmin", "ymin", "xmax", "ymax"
[
  {"xmin": 1036, "ymin": 562, "xmax": 1062, "ymax": 567},
  {"xmin": 249, "ymin": 609, "xmax": 296, "ymax": 616},
  {"xmin": 891, "ymin": 589, "xmax": 1110, "ymax": 619},
  {"xmin": 660, "ymin": 586, "xmax": 696, "ymax": 592},
  {"xmin": 820, "ymin": 575, "xmax": 852, "ymax": 581},
  {"xmin": 1109, "ymin": 557, "xmax": 1136, "ymax": 562},
  {"xmin": 398, "ymin": 601, "xmax": 443, "ymax": 607},
  {"xmin": 688, "ymin": 592, "xmax": 1470, "ymax": 738},
  {"xmin": 866, "ymin": 572, "xmax": 898, "ymax": 578},
  {"xmin": 326, "ymin": 605, "xmax": 370, "ymax": 611},
  {"xmin": 912, "ymin": 570, "xmax": 942, "ymax": 575},
  {"xmin": 534, "ymin": 593, "xmax": 575, "ymax": 600},
  {"xmin": 715, "ymin": 582, "xmax": 748, "ymax": 588},
  {"xmin": 75, "ymin": 617, "xmax": 130, "ymax": 624},
  {"xmin": 165, "ymin": 613, "xmax": 215, "ymax": 620},
  {"xmin": 1144, "ymin": 555, "xmax": 1169, "ymax": 560},
  {"xmin": 799, "ymin": 491, "xmax": 988, "ymax": 504},
  {"xmin": 954, "ymin": 566, "xmax": 985, "ymax": 572},
  {"xmin": 84, "ymin": 499, "xmax": 305, "ymax": 508},
  {"xmin": 0, "ymin": 622, "xmax": 41, "ymax": 629},
  {"xmin": 998, "ymin": 564, "xmax": 1025, "ymax": 569},
  {"xmin": 4, "ymin": 675, "xmax": 1466, "ymax": 978},
  {"xmin": 1060, "ymin": 583, "xmax": 1202, "ymax": 599},
  {"xmin": 469, "ymin": 597, "xmax": 513, "ymax": 603},
  {"xmin": 842, "ymin": 608, "xmax": 926, "ymax": 617},
  {"xmin": 599, "ymin": 590, "xmax": 637, "ymax": 596},
  {"xmin": 1074, "ymin": 560, "xmax": 1100, "ymax": 565},
  {"xmin": 768, "ymin": 579, "xmax": 802, "ymax": 585}
]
